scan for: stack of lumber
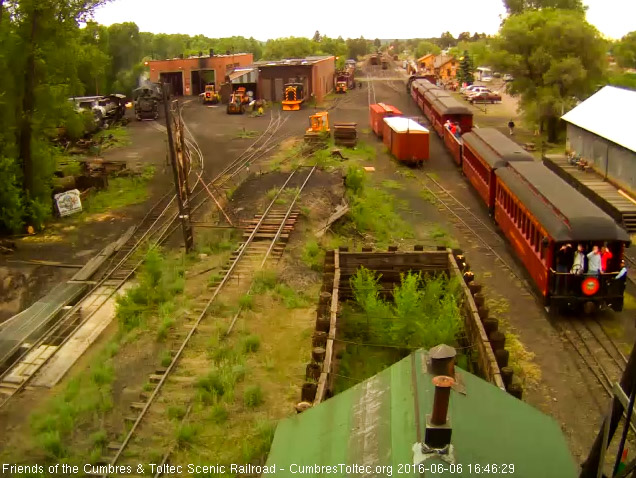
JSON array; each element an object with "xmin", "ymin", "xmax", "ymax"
[{"xmin": 333, "ymin": 122, "xmax": 357, "ymax": 147}]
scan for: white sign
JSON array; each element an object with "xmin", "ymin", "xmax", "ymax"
[{"xmin": 54, "ymin": 189, "xmax": 82, "ymax": 217}]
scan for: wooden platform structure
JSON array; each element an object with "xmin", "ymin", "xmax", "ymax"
[
  {"xmin": 543, "ymin": 154, "xmax": 636, "ymax": 233},
  {"xmin": 302, "ymin": 247, "xmax": 508, "ymax": 409}
]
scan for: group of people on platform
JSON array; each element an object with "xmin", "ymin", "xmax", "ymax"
[
  {"xmin": 444, "ymin": 120, "xmax": 462, "ymax": 139},
  {"xmin": 555, "ymin": 243, "xmax": 627, "ymax": 279}
]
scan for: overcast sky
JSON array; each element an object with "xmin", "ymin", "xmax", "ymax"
[{"xmin": 92, "ymin": 0, "xmax": 635, "ymax": 40}]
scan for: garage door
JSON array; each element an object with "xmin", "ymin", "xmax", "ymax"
[{"xmin": 274, "ymin": 78, "xmax": 283, "ymax": 102}]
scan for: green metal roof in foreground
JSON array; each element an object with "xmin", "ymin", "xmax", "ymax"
[{"xmin": 266, "ymin": 349, "xmax": 577, "ymax": 478}]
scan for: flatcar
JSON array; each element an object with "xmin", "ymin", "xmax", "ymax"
[
  {"xmin": 461, "ymin": 128, "xmax": 533, "ymax": 210},
  {"xmin": 495, "ymin": 161, "xmax": 630, "ymax": 312}
]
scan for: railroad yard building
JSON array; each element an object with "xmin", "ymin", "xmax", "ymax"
[
  {"xmin": 266, "ymin": 348, "xmax": 577, "ymax": 477},
  {"xmin": 562, "ymin": 86, "xmax": 636, "ymax": 194},
  {"xmin": 147, "ymin": 52, "xmax": 253, "ymax": 97},
  {"xmin": 254, "ymin": 56, "xmax": 335, "ymax": 103}
]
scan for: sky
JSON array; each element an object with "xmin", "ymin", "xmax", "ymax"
[{"xmin": 92, "ymin": 0, "xmax": 636, "ymax": 40}]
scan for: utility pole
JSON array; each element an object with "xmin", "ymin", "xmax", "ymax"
[{"xmin": 162, "ymin": 83, "xmax": 194, "ymax": 252}]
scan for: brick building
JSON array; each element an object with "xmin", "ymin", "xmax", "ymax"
[
  {"xmin": 254, "ymin": 56, "xmax": 335, "ymax": 103},
  {"xmin": 147, "ymin": 52, "xmax": 253, "ymax": 97}
]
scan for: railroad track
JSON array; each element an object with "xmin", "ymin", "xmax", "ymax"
[
  {"xmin": 418, "ymin": 172, "xmax": 631, "ymax": 410},
  {"xmin": 98, "ymin": 166, "xmax": 316, "ymax": 478},
  {"xmin": 622, "ymin": 252, "xmax": 636, "ymax": 288},
  {"xmin": 0, "ymin": 109, "xmax": 290, "ymax": 409}
]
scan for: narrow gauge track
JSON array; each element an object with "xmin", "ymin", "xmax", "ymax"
[
  {"xmin": 0, "ymin": 109, "xmax": 289, "ymax": 409},
  {"xmin": 622, "ymin": 252, "xmax": 636, "ymax": 288},
  {"xmin": 100, "ymin": 166, "xmax": 316, "ymax": 478},
  {"xmin": 418, "ymin": 172, "xmax": 630, "ymax": 410}
]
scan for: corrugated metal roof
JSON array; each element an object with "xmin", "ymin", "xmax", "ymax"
[
  {"xmin": 561, "ymin": 86, "xmax": 636, "ymax": 153},
  {"xmin": 383, "ymin": 117, "xmax": 429, "ymax": 133},
  {"xmin": 266, "ymin": 349, "xmax": 577, "ymax": 477},
  {"xmin": 253, "ymin": 56, "xmax": 334, "ymax": 67}
]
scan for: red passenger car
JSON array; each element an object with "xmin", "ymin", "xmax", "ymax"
[
  {"xmin": 494, "ymin": 161, "xmax": 630, "ymax": 312},
  {"xmin": 429, "ymin": 96, "xmax": 473, "ymax": 137},
  {"xmin": 369, "ymin": 103, "xmax": 402, "ymax": 138},
  {"xmin": 461, "ymin": 128, "xmax": 533, "ymax": 210}
]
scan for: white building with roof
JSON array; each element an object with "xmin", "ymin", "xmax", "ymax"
[{"xmin": 561, "ymin": 85, "xmax": 636, "ymax": 192}]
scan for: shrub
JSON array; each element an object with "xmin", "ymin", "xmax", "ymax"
[{"xmin": 90, "ymin": 430, "xmax": 108, "ymax": 448}]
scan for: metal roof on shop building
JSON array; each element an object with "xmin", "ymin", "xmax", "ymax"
[
  {"xmin": 265, "ymin": 349, "xmax": 577, "ymax": 478},
  {"xmin": 561, "ymin": 86, "xmax": 636, "ymax": 153}
]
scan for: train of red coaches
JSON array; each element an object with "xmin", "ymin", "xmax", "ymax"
[{"xmin": 372, "ymin": 76, "xmax": 630, "ymax": 313}]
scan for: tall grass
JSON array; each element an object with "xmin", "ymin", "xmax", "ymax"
[
  {"xmin": 301, "ymin": 240, "xmax": 324, "ymax": 271},
  {"xmin": 116, "ymin": 246, "xmax": 184, "ymax": 333}
]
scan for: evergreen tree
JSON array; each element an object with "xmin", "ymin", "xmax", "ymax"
[{"xmin": 458, "ymin": 51, "xmax": 474, "ymax": 85}]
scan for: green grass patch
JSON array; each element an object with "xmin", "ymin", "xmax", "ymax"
[
  {"xmin": 243, "ymin": 385, "xmax": 264, "ymax": 408},
  {"xmin": 167, "ymin": 405, "xmax": 187, "ymax": 420},
  {"xmin": 301, "ymin": 239, "xmax": 325, "ymax": 272},
  {"xmin": 238, "ymin": 294, "xmax": 254, "ymax": 310},
  {"xmin": 381, "ymin": 179, "xmax": 404, "ymax": 190},
  {"xmin": 235, "ymin": 128, "xmax": 259, "ymax": 139},
  {"xmin": 208, "ymin": 403, "xmax": 229, "ymax": 424},
  {"xmin": 242, "ymin": 335, "xmax": 261, "ymax": 353},
  {"xmin": 252, "ymin": 270, "xmax": 279, "ymax": 294},
  {"xmin": 176, "ymin": 424, "xmax": 199, "ymax": 449},
  {"xmin": 274, "ymin": 284, "xmax": 310, "ymax": 309},
  {"xmin": 94, "ymin": 126, "xmax": 131, "ymax": 148},
  {"xmin": 241, "ymin": 420, "xmax": 276, "ymax": 463},
  {"xmin": 116, "ymin": 246, "xmax": 184, "ymax": 333},
  {"xmin": 82, "ymin": 166, "xmax": 154, "ymax": 214},
  {"xmin": 196, "ymin": 229, "xmax": 240, "ymax": 256}
]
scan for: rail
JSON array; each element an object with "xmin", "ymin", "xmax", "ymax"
[{"xmin": 103, "ymin": 166, "xmax": 316, "ymax": 476}]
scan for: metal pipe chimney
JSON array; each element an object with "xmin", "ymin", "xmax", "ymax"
[
  {"xmin": 431, "ymin": 375, "xmax": 454, "ymax": 425},
  {"xmin": 424, "ymin": 375, "xmax": 455, "ymax": 449}
]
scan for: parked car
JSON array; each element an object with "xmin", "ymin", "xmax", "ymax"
[
  {"xmin": 481, "ymin": 76, "xmax": 493, "ymax": 82},
  {"xmin": 469, "ymin": 91, "xmax": 502, "ymax": 104},
  {"xmin": 463, "ymin": 86, "xmax": 492, "ymax": 99},
  {"xmin": 460, "ymin": 85, "xmax": 481, "ymax": 97},
  {"xmin": 503, "ymin": 74, "xmax": 514, "ymax": 82}
]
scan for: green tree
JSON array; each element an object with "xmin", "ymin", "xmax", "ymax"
[
  {"xmin": 458, "ymin": 32, "xmax": 471, "ymax": 42},
  {"xmin": 0, "ymin": 0, "xmax": 111, "ymax": 231},
  {"xmin": 415, "ymin": 40, "xmax": 440, "ymax": 58},
  {"xmin": 458, "ymin": 50, "xmax": 475, "ymax": 84},
  {"xmin": 312, "ymin": 30, "xmax": 321, "ymax": 42},
  {"xmin": 503, "ymin": 0, "xmax": 585, "ymax": 14},
  {"xmin": 373, "ymin": 38, "xmax": 381, "ymax": 48},
  {"xmin": 493, "ymin": 9, "xmax": 606, "ymax": 141},
  {"xmin": 614, "ymin": 32, "xmax": 636, "ymax": 69},
  {"xmin": 439, "ymin": 31, "xmax": 456, "ymax": 49},
  {"xmin": 346, "ymin": 37, "xmax": 369, "ymax": 60}
]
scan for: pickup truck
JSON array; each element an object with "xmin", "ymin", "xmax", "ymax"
[{"xmin": 468, "ymin": 91, "xmax": 502, "ymax": 104}]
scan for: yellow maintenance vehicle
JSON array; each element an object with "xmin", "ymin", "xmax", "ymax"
[
  {"xmin": 202, "ymin": 84, "xmax": 220, "ymax": 104},
  {"xmin": 226, "ymin": 91, "xmax": 245, "ymax": 114},
  {"xmin": 282, "ymin": 83, "xmax": 305, "ymax": 111},
  {"xmin": 304, "ymin": 111, "xmax": 330, "ymax": 144}
]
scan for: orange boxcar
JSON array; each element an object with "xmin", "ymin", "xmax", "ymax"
[
  {"xmin": 369, "ymin": 103, "xmax": 402, "ymax": 138},
  {"xmin": 382, "ymin": 117, "xmax": 429, "ymax": 165}
]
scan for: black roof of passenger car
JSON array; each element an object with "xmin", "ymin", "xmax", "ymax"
[
  {"xmin": 496, "ymin": 161, "xmax": 630, "ymax": 242},
  {"xmin": 472, "ymin": 128, "xmax": 534, "ymax": 162},
  {"xmin": 462, "ymin": 129, "xmax": 533, "ymax": 169},
  {"xmin": 432, "ymin": 96, "xmax": 473, "ymax": 116}
]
